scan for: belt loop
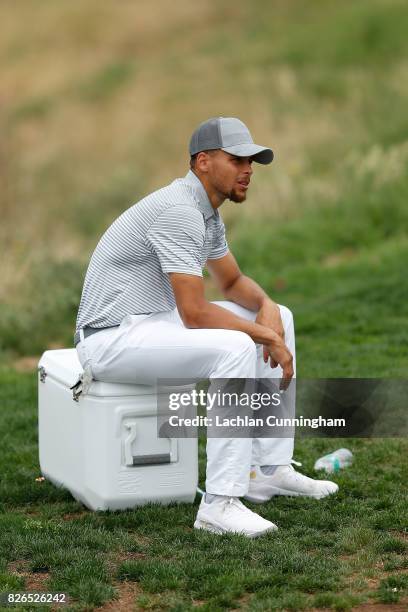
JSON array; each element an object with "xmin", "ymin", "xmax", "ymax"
[{"xmin": 79, "ymin": 328, "xmax": 85, "ymax": 344}]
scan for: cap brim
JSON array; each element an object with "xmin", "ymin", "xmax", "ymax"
[{"xmin": 221, "ymin": 143, "xmax": 274, "ymax": 165}]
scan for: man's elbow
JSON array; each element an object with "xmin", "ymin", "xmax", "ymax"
[
  {"xmin": 179, "ymin": 304, "xmax": 206, "ymax": 328},
  {"xmin": 222, "ymin": 272, "xmax": 243, "ymax": 295}
]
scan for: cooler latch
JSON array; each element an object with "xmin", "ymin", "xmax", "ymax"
[{"xmin": 38, "ymin": 366, "xmax": 47, "ymax": 383}]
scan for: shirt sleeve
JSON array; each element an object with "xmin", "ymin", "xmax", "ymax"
[
  {"xmin": 145, "ymin": 205, "xmax": 205, "ymax": 276},
  {"xmin": 207, "ymin": 214, "xmax": 229, "ymax": 260}
]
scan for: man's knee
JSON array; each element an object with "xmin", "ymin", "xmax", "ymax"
[
  {"xmin": 218, "ymin": 330, "xmax": 257, "ymax": 360},
  {"xmin": 211, "ymin": 330, "xmax": 257, "ymax": 378}
]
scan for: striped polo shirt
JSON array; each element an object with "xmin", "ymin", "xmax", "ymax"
[{"xmin": 75, "ymin": 170, "xmax": 229, "ymax": 333}]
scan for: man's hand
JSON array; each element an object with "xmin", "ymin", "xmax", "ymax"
[
  {"xmin": 255, "ymin": 300, "xmax": 285, "ymax": 368},
  {"xmin": 264, "ymin": 335, "xmax": 294, "ymax": 390}
]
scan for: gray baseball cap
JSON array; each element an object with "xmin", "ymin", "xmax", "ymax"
[{"xmin": 189, "ymin": 117, "xmax": 274, "ymax": 165}]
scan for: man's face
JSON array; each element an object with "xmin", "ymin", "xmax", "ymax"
[{"xmin": 205, "ymin": 150, "xmax": 254, "ymax": 203}]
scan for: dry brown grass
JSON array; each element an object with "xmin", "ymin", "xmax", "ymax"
[{"xmin": 1, "ymin": 0, "xmax": 408, "ymax": 307}]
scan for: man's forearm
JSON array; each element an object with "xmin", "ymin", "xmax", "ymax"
[
  {"xmin": 186, "ymin": 301, "xmax": 279, "ymax": 346},
  {"xmin": 223, "ymin": 273, "xmax": 276, "ymax": 312}
]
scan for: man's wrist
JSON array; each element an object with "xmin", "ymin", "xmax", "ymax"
[
  {"xmin": 265, "ymin": 328, "xmax": 281, "ymax": 346},
  {"xmin": 256, "ymin": 323, "xmax": 280, "ymax": 346}
]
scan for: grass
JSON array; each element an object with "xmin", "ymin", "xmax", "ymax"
[
  {"xmin": 0, "ymin": 369, "xmax": 407, "ymax": 610},
  {"xmin": 1, "ymin": 0, "xmax": 408, "ymax": 609},
  {"xmin": 2, "ymin": 0, "xmax": 408, "ymax": 359},
  {"xmin": 73, "ymin": 61, "xmax": 135, "ymax": 103},
  {"xmin": 1, "ymin": 298, "xmax": 407, "ymax": 612}
]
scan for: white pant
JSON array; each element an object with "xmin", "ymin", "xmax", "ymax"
[{"xmin": 76, "ymin": 301, "xmax": 296, "ymax": 497}]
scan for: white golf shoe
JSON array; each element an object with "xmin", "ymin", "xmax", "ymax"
[
  {"xmin": 194, "ymin": 495, "xmax": 278, "ymax": 538},
  {"xmin": 244, "ymin": 463, "xmax": 339, "ymax": 503}
]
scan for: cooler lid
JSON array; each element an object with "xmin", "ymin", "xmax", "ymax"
[{"xmin": 38, "ymin": 349, "xmax": 156, "ymax": 397}]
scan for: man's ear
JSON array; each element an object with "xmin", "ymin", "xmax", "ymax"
[{"xmin": 196, "ymin": 151, "xmax": 213, "ymax": 173}]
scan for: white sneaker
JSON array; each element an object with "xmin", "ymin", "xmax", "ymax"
[
  {"xmin": 244, "ymin": 464, "xmax": 339, "ymax": 503},
  {"xmin": 194, "ymin": 495, "xmax": 278, "ymax": 538}
]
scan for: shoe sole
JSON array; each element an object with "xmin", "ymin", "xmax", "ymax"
[
  {"xmin": 244, "ymin": 485, "xmax": 339, "ymax": 503},
  {"xmin": 193, "ymin": 518, "xmax": 277, "ymax": 538}
]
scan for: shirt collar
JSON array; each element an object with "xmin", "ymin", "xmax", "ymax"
[{"xmin": 183, "ymin": 170, "xmax": 216, "ymax": 221}]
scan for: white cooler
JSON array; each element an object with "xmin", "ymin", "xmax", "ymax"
[{"xmin": 38, "ymin": 349, "xmax": 198, "ymax": 511}]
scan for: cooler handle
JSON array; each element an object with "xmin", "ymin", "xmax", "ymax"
[{"xmin": 124, "ymin": 422, "xmax": 178, "ymax": 467}]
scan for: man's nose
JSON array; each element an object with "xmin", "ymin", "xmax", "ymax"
[{"xmin": 242, "ymin": 159, "xmax": 253, "ymax": 174}]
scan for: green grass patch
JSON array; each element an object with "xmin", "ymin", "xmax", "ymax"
[
  {"xmin": 0, "ymin": 259, "xmax": 83, "ymax": 357},
  {"xmin": 279, "ymin": 2, "xmax": 408, "ymax": 68},
  {"xmin": 0, "ymin": 368, "xmax": 407, "ymax": 609}
]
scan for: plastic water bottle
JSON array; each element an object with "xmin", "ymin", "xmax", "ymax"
[{"xmin": 314, "ymin": 448, "xmax": 353, "ymax": 474}]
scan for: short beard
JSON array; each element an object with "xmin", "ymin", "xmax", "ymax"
[{"xmin": 227, "ymin": 188, "xmax": 247, "ymax": 203}]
